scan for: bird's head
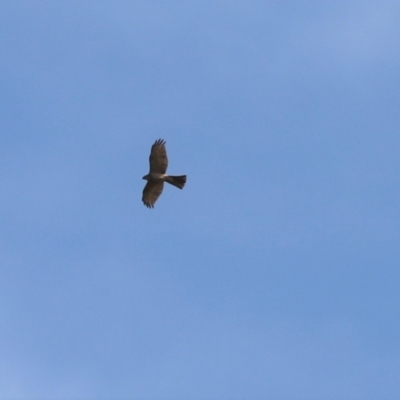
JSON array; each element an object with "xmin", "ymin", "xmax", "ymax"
[{"xmin": 142, "ymin": 174, "xmax": 150, "ymax": 180}]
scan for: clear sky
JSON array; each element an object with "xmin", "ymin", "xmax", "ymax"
[{"xmin": 1, "ymin": 1, "xmax": 400, "ymax": 399}]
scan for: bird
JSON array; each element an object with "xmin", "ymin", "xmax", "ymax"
[{"xmin": 142, "ymin": 139, "xmax": 186, "ymax": 208}]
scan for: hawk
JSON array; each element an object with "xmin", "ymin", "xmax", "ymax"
[{"xmin": 142, "ymin": 139, "xmax": 187, "ymax": 208}]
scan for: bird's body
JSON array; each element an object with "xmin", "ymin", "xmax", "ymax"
[
  {"xmin": 143, "ymin": 172, "xmax": 165, "ymax": 180},
  {"xmin": 142, "ymin": 139, "xmax": 186, "ymax": 208}
]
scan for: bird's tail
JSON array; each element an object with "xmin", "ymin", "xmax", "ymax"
[{"xmin": 165, "ymin": 175, "xmax": 187, "ymax": 189}]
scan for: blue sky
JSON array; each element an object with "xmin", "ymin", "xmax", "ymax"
[{"xmin": 1, "ymin": 1, "xmax": 400, "ymax": 398}]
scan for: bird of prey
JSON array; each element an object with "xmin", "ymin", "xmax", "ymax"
[{"xmin": 142, "ymin": 139, "xmax": 186, "ymax": 208}]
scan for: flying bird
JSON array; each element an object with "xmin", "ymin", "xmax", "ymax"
[{"xmin": 142, "ymin": 139, "xmax": 186, "ymax": 208}]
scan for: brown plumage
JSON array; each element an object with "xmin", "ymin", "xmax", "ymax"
[{"xmin": 142, "ymin": 139, "xmax": 186, "ymax": 208}]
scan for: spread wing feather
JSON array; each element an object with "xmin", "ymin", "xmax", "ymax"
[
  {"xmin": 149, "ymin": 139, "xmax": 168, "ymax": 174},
  {"xmin": 142, "ymin": 181, "xmax": 164, "ymax": 208}
]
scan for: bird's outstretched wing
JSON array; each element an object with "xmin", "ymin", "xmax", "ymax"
[
  {"xmin": 149, "ymin": 139, "xmax": 168, "ymax": 174},
  {"xmin": 142, "ymin": 181, "xmax": 164, "ymax": 208}
]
